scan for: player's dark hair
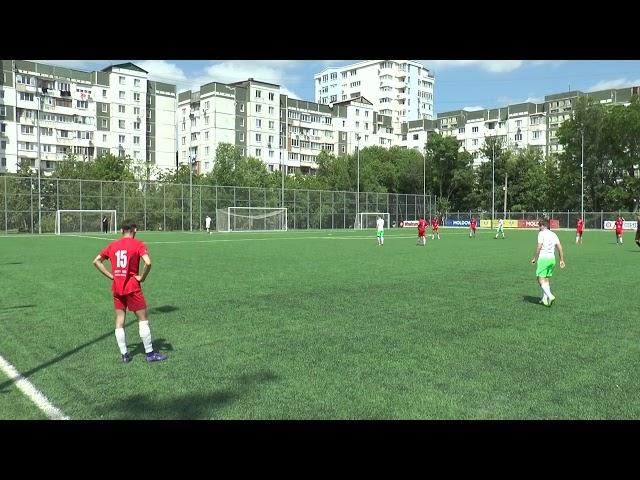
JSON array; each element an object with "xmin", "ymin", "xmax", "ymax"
[
  {"xmin": 121, "ymin": 221, "xmax": 136, "ymax": 233},
  {"xmin": 539, "ymin": 218, "xmax": 549, "ymax": 228}
]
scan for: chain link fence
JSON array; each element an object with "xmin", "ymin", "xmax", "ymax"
[{"xmin": 1, "ymin": 176, "xmax": 438, "ymax": 234}]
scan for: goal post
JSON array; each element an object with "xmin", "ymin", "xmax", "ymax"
[
  {"xmin": 55, "ymin": 210, "xmax": 117, "ymax": 235},
  {"xmin": 355, "ymin": 212, "xmax": 390, "ymax": 229},
  {"xmin": 216, "ymin": 207, "xmax": 288, "ymax": 232}
]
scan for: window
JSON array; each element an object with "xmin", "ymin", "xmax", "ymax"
[
  {"xmin": 0, "ymin": 106, "xmax": 4, "ymax": 116},
  {"xmin": 102, "ymin": 134, "xmax": 107, "ymax": 142},
  {"xmin": 413, "ymin": 134, "xmax": 419, "ymax": 140},
  {"xmin": 255, "ymin": 133, "xmax": 263, "ymax": 142},
  {"xmin": 516, "ymin": 120, "xmax": 522, "ymax": 127},
  {"xmin": 102, "ymin": 89, "xmax": 107, "ymax": 98},
  {"xmin": 472, "ymin": 126, "xmax": 479, "ymax": 133},
  {"xmin": 205, "ymin": 146, "xmax": 209, "ymax": 155},
  {"xmin": 355, "ymin": 121, "xmax": 360, "ymax": 128},
  {"xmin": 21, "ymin": 125, "xmax": 34, "ymax": 134},
  {"xmin": 134, "ymin": 93, "xmax": 140, "ymax": 102},
  {"xmin": 60, "ymin": 130, "xmax": 69, "ymax": 138},
  {"xmin": 191, "ymin": 133, "xmax": 197, "ymax": 141},
  {"xmin": 1, "ymin": 158, "xmax": 5, "ymax": 167},
  {"xmin": 269, "ymin": 106, "xmax": 274, "ymax": 115},
  {"xmin": 102, "ymin": 119, "xmax": 108, "ymax": 128},
  {"xmin": 532, "ymin": 131, "xmax": 540, "ymax": 140},
  {"xmin": 134, "ymin": 79, "xmax": 140, "ymax": 87},
  {"xmin": 0, "ymin": 141, "xmax": 5, "ymax": 150},
  {"xmin": 20, "ymin": 92, "xmax": 34, "ymax": 101},
  {"xmin": 133, "ymin": 107, "xmax": 140, "ymax": 115},
  {"xmin": 119, "ymin": 135, "xmax": 125, "ymax": 144},
  {"xmin": 119, "ymin": 91, "xmax": 125, "ymax": 99},
  {"xmin": 269, "ymin": 120, "xmax": 274, "ymax": 129},
  {"xmin": 204, "ymin": 131, "xmax": 209, "ymax": 140},
  {"xmin": 101, "ymin": 104, "xmax": 108, "ymax": 113},
  {"xmin": 239, "ymin": 133, "xmax": 244, "ymax": 141},
  {"xmin": 118, "ymin": 105, "xmax": 125, "ymax": 113},
  {"xmin": 240, "ymin": 118, "xmax": 245, "ymax": 127},
  {"xmin": 459, "ymin": 127, "xmax": 465, "ymax": 134},
  {"xmin": 255, "ymin": 148, "xmax": 261, "ymax": 156},
  {"xmin": 119, "ymin": 120, "xmax": 125, "ymax": 129},
  {"xmin": 239, "ymin": 103, "xmax": 245, "ymax": 112},
  {"xmin": 268, "ymin": 92, "xmax": 274, "ymax": 101},
  {"xmin": 256, "ymin": 119, "xmax": 262, "ymax": 128},
  {"xmin": 472, "ymin": 139, "xmax": 478, "ymax": 146},
  {"xmin": 256, "ymin": 104, "xmax": 262, "ymax": 113},
  {"xmin": 515, "ymin": 133, "xmax": 523, "ymax": 141},
  {"xmin": 133, "ymin": 136, "xmax": 140, "ymax": 145},
  {"xmin": 134, "ymin": 122, "xmax": 140, "ymax": 130},
  {"xmin": 182, "ymin": 137, "xmax": 186, "ymax": 145},
  {"xmin": 255, "ymin": 90, "xmax": 261, "ymax": 98},
  {"xmin": 0, "ymin": 123, "xmax": 5, "ymax": 133},
  {"xmin": 119, "ymin": 76, "xmax": 125, "ymax": 85},
  {"xmin": 269, "ymin": 150, "xmax": 274, "ymax": 158}
]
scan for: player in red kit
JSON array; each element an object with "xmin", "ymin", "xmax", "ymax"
[
  {"xmin": 417, "ymin": 216, "xmax": 427, "ymax": 246},
  {"xmin": 92, "ymin": 221, "xmax": 167, "ymax": 363},
  {"xmin": 575, "ymin": 218, "xmax": 584, "ymax": 245},
  {"xmin": 431, "ymin": 216, "xmax": 440, "ymax": 240},
  {"xmin": 469, "ymin": 216, "xmax": 477, "ymax": 238},
  {"xmin": 615, "ymin": 216, "xmax": 624, "ymax": 245}
]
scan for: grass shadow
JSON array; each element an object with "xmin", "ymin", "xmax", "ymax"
[
  {"xmin": 104, "ymin": 370, "xmax": 279, "ymax": 419},
  {"xmin": 149, "ymin": 305, "xmax": 179, "ymax": 314},
  {"xmin": 129, "ymin": 338, "xmax": 174, "ymax": 357},
  {"xmin": 522, "ymin": 295, "xmax": 542, "ymax": 305},
  {"xmin": 0, "ymin": 304, "xmax": 36, "ymax": 311},
  {"xmin": 1, "ymin": 262, "xmax": 23, "ymax": 265}
]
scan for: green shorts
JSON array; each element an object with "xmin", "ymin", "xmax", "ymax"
[
  {"xmin": 536, "ymin": 257, "xmax": 556, "ymax": 278},
  {"xmin": 377, "ymin": 230, "xmax": 384, "ymax": 237}
]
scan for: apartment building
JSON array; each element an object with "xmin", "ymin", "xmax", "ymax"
[
  {"xmin": 314, "ymin": 60, "xmax": 435, "ymax": 129},
  {"xmin": 0, "ymin": 60, "xmax": 176, "ymax": 176}
]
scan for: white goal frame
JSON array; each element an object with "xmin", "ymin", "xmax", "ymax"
[
  {"xmin": 216, "ymin": 207, "xmax": 288, "ymax": 232},
  {"xmin": 355, "ymin": 212, "xmax": 390, "ymax": 230},
  {"xmin": 55, "ymin": 209, "xmax": 118, "ymax": 235}
]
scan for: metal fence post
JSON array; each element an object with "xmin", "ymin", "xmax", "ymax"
[
  {"xmin": 199, "ymin": 185, "xmax": 202, "ymax": 231},
  {"xmin": 181, "ymin": 184, "xmax": 184, "ymax": 231},
  {"xmin": 163, "ymin": 183, "xmax": 166, "ymax": 232},
  {"xmin": 144, "ymin": 181, "xmax": 147, "ymax": 231},
  {"xmin": 4, "ymin": 175, "xmax": 7, "ymax": 234}
]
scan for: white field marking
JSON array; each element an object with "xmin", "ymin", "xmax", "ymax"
[
  {"xmin": 67, "ymin": 234, "xmax": 110, "ymax": 241},
  {"xmin": 0, "ymin": 354, "xmax": 69, "ymax": 420}
]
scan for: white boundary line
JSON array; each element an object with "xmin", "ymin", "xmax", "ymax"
[{"xmin": 0, "ymin": 354, "xmax": 69, "ymax": 420}]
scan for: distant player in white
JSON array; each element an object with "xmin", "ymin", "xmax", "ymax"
[
  {"xmin": 205, "ymin": 215, "xmax": 212, "ymax": 234},
  {"xmin": 531, "ymin": 218, "xmax": 565, "ymax": 307},
  {"xmin": 495, "ymin": 218, "xmax": 505, "ymax": 239},
  {"xmin": 376, "ymin": 216, "xmax": 385, "ymax": 246}
]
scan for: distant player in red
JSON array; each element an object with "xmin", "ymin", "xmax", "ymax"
[
  {"xmin": 93, "ymin": 221, "xmax": 167, "ymax": 363},
  {"xmin": 469, "ymin": 216, "xmax": 477, "ymax": 238},
  {"xmin": 417, "ymin": 216, "xmax": 427, "ymax": 246},
  {"xmin": 615, "ymin": 216, "xmax": 624, "ymax": 245},
  {"xmin": 575, "ymin": 218, "xmax": 584, "ymax": 245},
  {"xmin": 431, "ymin": 216, "xmax": 440, "ymax": 240}
]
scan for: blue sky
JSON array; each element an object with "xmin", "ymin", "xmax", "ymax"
[{"xmin": 37, "ymin": 60, "xmax": 640, "ymax": 114}]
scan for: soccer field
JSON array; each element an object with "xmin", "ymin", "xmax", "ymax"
[{"xmin": 1, "ymin": 227, "xmax": 639, "ymax": 419}]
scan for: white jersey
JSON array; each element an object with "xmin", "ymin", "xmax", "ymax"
[
  {"xmin": 537, "ymin": 229, "xmax": 560, "ymax": 259},
  {"xmin": 376, "ymin": 218, "xmax": 385, "ymax": 231},
  {"xmin": 497, "ymin": 219, "xmax": 504, "ymax": 228},
  {"xmin": 205, "ymin": 217, "xmax": 211, "ymax": 228}
]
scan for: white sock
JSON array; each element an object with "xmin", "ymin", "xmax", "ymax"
[
  {"xmin": 138, "ymin": 320, "xmax": 154, "ymax": 354},
  {"xmin": 115, "ymin": 328, "xmax": 127, "ymax": 355},
  {"xmin": 541, "ymin": 283, "xmax": 552, "ymax": 298},
  {"xmin": 381, "ymin": 237, "xmax": 384, "ymax": 245}
]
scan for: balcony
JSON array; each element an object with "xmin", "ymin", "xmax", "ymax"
[{"xmin": 16, "ymin": 83, "xmax": 37, "ymax": 94}]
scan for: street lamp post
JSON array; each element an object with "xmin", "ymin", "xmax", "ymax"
[
  {"xmin": 36, "ymin": 93, "xmax": 42, "ymax": 234},
  {"xmin": 581, "ymin": 129, "xmax": 584, "ymax": 223},
  {"xmin": 423, "ymin": 143, "xmax": 427, "ymax": 219},
  {"xmin": 356, "ymin": 133, "xmax": 360, "ymax": 225},
  {"xmin": 189, "ymin": 155, "xmax": 195, "ymax": 232},
  {"xmin": 492, "ymin": 138, "xmax": 495, "ymax": 226}
]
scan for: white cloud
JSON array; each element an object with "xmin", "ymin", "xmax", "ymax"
[
  {"xmin": 462, "ymin": 106, "xmax": 484, "ymax": 111},
  {"xmin": 497, "ymin": 96, "xmax": 543, "ymax": 105},
  {"xmin": 136, "ymin": 60, "xmax": 188, "ymax": 84},
  {"xmin": 423, "ymin": 60, "xmax": 524, "ymax": 73},
  {"xmin": 587, "ymin": 78, "xmax": 640, "ymax": 92},
  {"xmin": 31, "ymin": 60, "xmax": 110, "ymax": 70},
  {"xmin": 530, "ymin": 60, "xmax": 566, "ymax": 68}
]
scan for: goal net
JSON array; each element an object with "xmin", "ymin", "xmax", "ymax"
[
  {"xmin": 216, "ymin": 207, "xmax": 287, "ymax": 232},
  {"xmin": 355, "ymin": 212, "xmax": 390, "ymax": 229},
  {"xmin": 55, "ymin": 210, "xmax": 117, "ymax": 235}
]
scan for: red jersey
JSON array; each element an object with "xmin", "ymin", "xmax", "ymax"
[
  {"xmin": 99, "ymin": 237, "xmax": 148, "ymax": 296},
  {"xmin": 615, "ymin": 219, "xmax": 624, "ymax": 232},
  {"xmin": 431, "ymin": 218, "xmax": 439, "ymax": 229},
  {"xmin": 418, "ymin": 219, "xmax": 427, "ymax": 231},
  {"xmin": 576, "ymin": 219, "xmax": 584, "ymax": 232},
  {"xmin": 470, "ymin": 218, "xmax": 477, "ymax": 229}
]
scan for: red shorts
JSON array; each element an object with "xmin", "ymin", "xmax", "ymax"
[
  {"xmin": 471, "ymin": 226, "xmax": 476, "ymax": 231},
  {"xmin": 616, "ymin": 230, "xmax": 623, "ymax": 235},
  {"xmin": 577, "ymin": 230, "xmax": 583, "ymax": 235},
  {"xmin": 113, "ymin": 290, "xmax": 147, "ymax": 312},
  {"xmin": 418, "ymin": 229, "xmax": 426, "ymax": 237},
  {"xmin": 432, "ymin": 227, "xmax": 439, "ymax": 232}
]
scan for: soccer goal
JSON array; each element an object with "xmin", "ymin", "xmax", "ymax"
[
  {"xmin": 55, "ymin": 210, "xmax": 117, "ymax": 235},
  {"xmin": 216, "ymin": 207, "xmax": 288, "ymax": 232},
  {"xmin": 355, "ymin": 212, "xmax": 390, "ymax": 229}
]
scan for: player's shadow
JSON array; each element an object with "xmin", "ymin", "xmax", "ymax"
[
  {"xmin": 129, "ymin": 338, "xmax": 174, "ymax": 357},
  {"xmin": 0, "ymin": 262, "xmax": 22, "ymax": 265},
  {"xmin": 103, "ymin": 370, "xmax": 279, "ymax": 419},
  {"xmin": 522, "ymin": 295, "xmax": 542, "ymax": 305},
  {"xmin": 148, "ymin": 305, "xmax": 179, "ymax": 314}
]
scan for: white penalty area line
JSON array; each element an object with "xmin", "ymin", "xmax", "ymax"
[{"xmin": 0, "ymin": 353, "xmax": 69, "ymax": 420}]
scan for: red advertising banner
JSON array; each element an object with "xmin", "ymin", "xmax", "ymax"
[{"xmin": 517, "ymin": 219, "xmax": 559, "ymax": 229}]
